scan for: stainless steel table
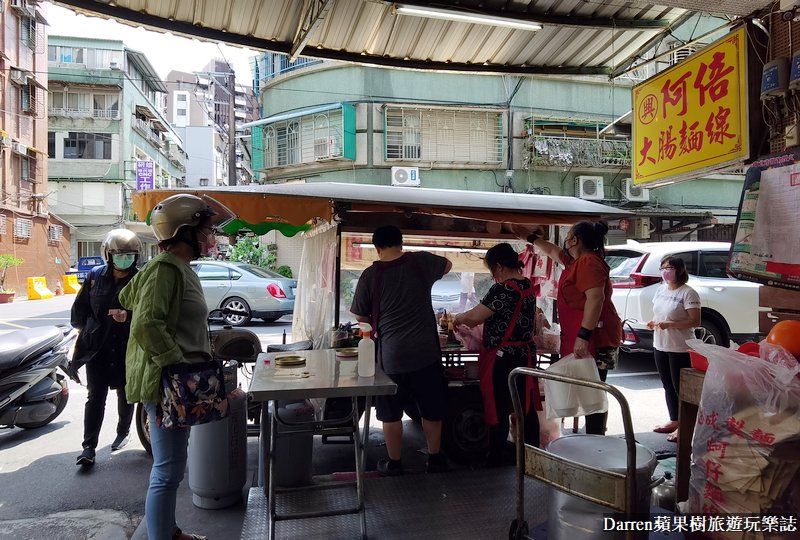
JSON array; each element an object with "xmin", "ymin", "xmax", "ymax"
[{"xmin": 248, "ymin": 349, "xmax": 397, "ymax": 540}]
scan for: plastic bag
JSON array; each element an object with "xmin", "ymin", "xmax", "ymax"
[
  {"xmin": 543, "ymin": 354, "xmax": 608, "ymax": 420},
  {"xmin": 454, "ymin": 323, "xmax": 483, "ymax": 352},
  {"xmin": 537, "ymin": 379, "xmax": 563, "ymax": 447},
  {"xmin": 682, "ymin": 339, "xmax": 800, "ymax": 533}
]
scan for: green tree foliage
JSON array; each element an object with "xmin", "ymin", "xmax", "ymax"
[
  {"xmin": 276, "ymin": 265, "xmax": 293, "ymax": 278},
  {"xmin": 227, "ymin": 234, "xmax": 277, "ymax": 270},
  {"xmin": 0, "ymin": 254, "xmax": 25, "ymax": 292}
]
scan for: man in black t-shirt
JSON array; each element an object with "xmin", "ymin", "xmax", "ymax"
[{"xmin": 351, "ymin": 226, "xmax": 452, "ymax": 476}]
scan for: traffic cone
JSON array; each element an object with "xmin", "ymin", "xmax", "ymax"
[{"xmin": 55, "ymin": 280, "xmax": 64, "ymax": 296}]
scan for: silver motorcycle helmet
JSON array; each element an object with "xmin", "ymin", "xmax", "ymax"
[
  {"xmin": 149, "ymin": 194, "xmax": 236, "ymax": 242},
  {"xmin": 100, "ymin": 229, "xmax": 142, "ymax": 264}
]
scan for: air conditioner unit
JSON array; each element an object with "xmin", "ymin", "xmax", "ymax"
[
  {"xmin": 9, "ymin": 69, "xmax": 27, "ymax": 85},
  {"xmin": 667, "ymin": 41, "xmax": 703, "ymax": 66},
  {"xmin": 630, "ymin": 217, "xmax": 651, "ymax": 240},
  {"xmin": 575, "ymin": 176, "xmax": 604, "ymax": 200},
  {"xmin": 314, "ymin": 137, "xmax": 339, "ymax": 160},
  {"xmin": 12, "ymin": 142, "xmax": 27, "ymax": 155},
  {"xmin": 391, "ymin": 166, "xmax": 420, "ymax": 187},
  {"xmin": 9, "ymin": 0, "xmax": 25, "ymax": 12},
  {"xmin": 624, "ymin": 178, "xmax": 650, "ymax": 202},
  {"xmin": 1, "ymin": 137, "xmax": 11, "ymax": 148},
  {"xmin": 109, "ymin": 60, "xmax": 121, "ymax": 70}
]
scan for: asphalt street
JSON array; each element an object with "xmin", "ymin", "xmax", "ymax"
[
  {"xmin": 0, "ymin": 295, "xmax": 675, "ymax": 539},
  {"xmin": 0, "ymin": 295, "xmax": 289, "ymax": 539}
]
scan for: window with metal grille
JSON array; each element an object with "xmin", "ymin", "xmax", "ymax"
[
  {"xmin": 256, "ymin": 106, "xmax": 351, "ymax": 169},
  {"xmin": 0, "ymin": 215, "xmax": 6, "ymax": 235},
  {"xmin": 48, "ymin": 224, "xmax": 63, "ymax": 242},
  {"xmin": 385, "ymin": 107, "xmax": 503, "ymax": 164},
  {"xmin": 20, "ymin": 156, "xmax": 29, "ymax": 181},
  {"xmin": 20, "ymin": 16, "xmax": 35, "ymax": 51},
  {"xmin": 199, "ymin": 178, "xmax": 209, "ymax": 186},
  {"xmin": 14, "ymin": 218, "xmax": 32, "ymax": 238}
]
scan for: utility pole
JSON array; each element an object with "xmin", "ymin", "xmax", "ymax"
[{"xmin": 227, "ymin": 71, "xmax": 237, "ymax": 186}]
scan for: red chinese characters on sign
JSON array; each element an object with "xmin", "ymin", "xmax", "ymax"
[
  {"xmin": 659, "ymin": 127, "xmax": 678, "ymax": 161},
  {"xmin": 638, "ymin": 94, "xmax": 658, "ymax": 125},
  {"xmin": 706, "ymin": 106, "xmax": 736, "ymax": 145},
  {"xmin": 639, "ymin": 137, "xmax": 656, "ymax": 166},
  {"xmin": 661, "ymin": 71, "xmax": 692, "ymax": 118},
  {"xmin": 694, "ymin": 52, "xmax": 735, "ymax": 106},
  {"xmin": 707, "ymin": 438, "xmax": 729, "ymax": 459},
  {"xmin": 679, "ymin": 120, "xmax": 703, "ymax": 156}
]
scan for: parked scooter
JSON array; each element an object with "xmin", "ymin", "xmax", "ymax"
[
  {"xmin": 135, "ymin": 308, "xmax": 262, "ymax": 455},
  {"xmin": 0, "ymin": 325, "xmax": 78, "ymax": 430}
]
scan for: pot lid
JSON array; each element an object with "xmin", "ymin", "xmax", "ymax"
[{"xmin": 545, "ymin": 434, "xmax": 657, "ymax": 474}]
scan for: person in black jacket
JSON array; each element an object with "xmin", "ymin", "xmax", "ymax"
[{"xmin": 71, "ymin": 229, "xmax": 141, "ymax": 467}]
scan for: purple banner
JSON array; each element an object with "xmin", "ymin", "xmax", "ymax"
[{"xmin": 136, "ymin": 161, "xmax": 154, "ymax": 190}]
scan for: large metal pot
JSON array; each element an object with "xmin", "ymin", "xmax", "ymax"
[{"xmin": 545, "ymin": 434, "xmax": 658, "ymax": 540}]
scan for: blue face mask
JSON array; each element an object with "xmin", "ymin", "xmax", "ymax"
[{"xmin": 112, "ymin": 254, "xmax": 136, "ymax": 270}]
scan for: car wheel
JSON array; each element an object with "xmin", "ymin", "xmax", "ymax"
[
  {"xmin": 696, "ymin": 319, "xmax": 724, "ymax": 346},
  {"xmin": 222, "ymin": 297, "xmax": 252, "ymax": 326}
]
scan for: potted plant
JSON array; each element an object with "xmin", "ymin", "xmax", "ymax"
[{"xmin": 0, "ymin": 254, "xmax": 24, "ymax": 303}]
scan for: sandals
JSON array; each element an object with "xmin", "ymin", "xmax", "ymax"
[
  {"xmin": 666, "ymin": 429, "xmax": 679, "ymax": 443},
  {"xmin": 172, "ymin": 527, "xmax": 208, "ymax": 540},
  {"xmin": 653, "ymin": 421, "xmax": 679, "ymax": 434}
]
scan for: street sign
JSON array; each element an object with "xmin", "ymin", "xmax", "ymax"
[
  {"xmin": 633, "ymin": 28, "xmax": 748, "ymax": 187},
  {"xmin": 136, "ymin": 161, "xmax": 155, "ymax": 190}
]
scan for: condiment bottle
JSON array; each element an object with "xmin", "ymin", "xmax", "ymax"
[
  {"xmin": 357, "ymin": 323, "xmax": 375, "ymax": 377},
  {"xmin": 447, "ymin": 321, "xmax": 456, "ymax": 343}
]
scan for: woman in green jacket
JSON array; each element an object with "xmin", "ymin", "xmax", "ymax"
[{"xmin": 120, "ymin": 194, "xmax": 233, "ymax": 540}]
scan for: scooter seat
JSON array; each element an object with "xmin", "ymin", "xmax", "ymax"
[{"xmin": 0, "ymin": 327, "xmax": 63, "ymax": 372}]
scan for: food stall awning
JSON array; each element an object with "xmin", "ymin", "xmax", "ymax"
[
  {"xmin": 132, "ymin": 182, "xmax": 631, "ymax": 236},
  {"xmin": 52, "ymin": 1, "xmax": 771, "ymax": 76}
]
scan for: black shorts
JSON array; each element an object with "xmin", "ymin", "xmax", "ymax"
[{"xmin": 376, "ymin": 362, "xmax": 447, "ymax": 423}]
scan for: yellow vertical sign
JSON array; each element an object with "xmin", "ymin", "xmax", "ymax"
[{"xmin": 633, "ymin": 28, "xmax": 748, "ymax": 186}]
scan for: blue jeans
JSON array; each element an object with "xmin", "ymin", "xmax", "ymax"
[{"xmin": 144, "ymin": 402, "xmax": 190, "ymax": 540}]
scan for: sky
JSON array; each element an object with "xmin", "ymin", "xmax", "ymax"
[{"xmin": 47, "ymin": 4, "xmax": 258, "ymax": 88}]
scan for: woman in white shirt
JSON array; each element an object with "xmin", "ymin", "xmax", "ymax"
[{"xmin": 647, "ymin": 256, "xmax": 701, "ymax": 443}]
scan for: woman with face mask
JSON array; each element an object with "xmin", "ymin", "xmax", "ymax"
[
  {"xmin": 454, "ymin": 243, "xmax": 540, "ymax": 466},
  {"xmin": 519, "ymin": 221, "xmax": 623, "ymax": 436},
  {"xmin": 646, "ymin": 256, "xmax": 701, "ymax": 443},
  {"xmin": 71, "ymin": 229, "xmax": 141, "ymax": 467}
]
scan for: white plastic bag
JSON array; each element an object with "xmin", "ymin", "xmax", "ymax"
[
  {"xmin": 682, "ymin": 339, "xmax": 800, "ymax": 527},
  {"xmin": 543, "ymin": 354, "xmax": 609, "ymax": 420}
]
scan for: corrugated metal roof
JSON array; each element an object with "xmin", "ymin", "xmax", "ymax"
[
  {"xmin": 194, "ymin": 182, "xmax": 632, "ymax": 218},
  {"xmin": 241, "ymin": 102, "xmax": 344, "ymax": 128},
  {"xmin": 53, "ymin": 0, "xmax": 769, "ymax": 76}
]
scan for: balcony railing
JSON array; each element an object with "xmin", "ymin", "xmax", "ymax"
[
  {"xmin": 525, "ymin": 135, "xmax": 632, "ymax": 169},
  {"xmin": 49, "ymin": 107, "xmax": 91, "ymax": 118},
  {"xmin": 133, "ymin": 118, "xmax": 163, "ymax": 147},
  {"xmin": 168, "ymin": 147, "xmax": 187, "ymax": 171},
  {"xmin": 93, "ymin": 109, "xmax": 120, "ymax": 120}
]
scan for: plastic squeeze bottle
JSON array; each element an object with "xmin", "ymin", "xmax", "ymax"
[{"xmin": 358, "ymin": 323, "xmax": 376, "ymax": 377}]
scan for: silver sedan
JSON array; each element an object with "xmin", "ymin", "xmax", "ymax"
[{"xmin": 190, "ymin": 261, "xmax": 297, "ymax": 326}]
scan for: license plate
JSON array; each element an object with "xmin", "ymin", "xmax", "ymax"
[{"xmin": 291, "ymin": 287, "xmax": 297, "ymax": 296}]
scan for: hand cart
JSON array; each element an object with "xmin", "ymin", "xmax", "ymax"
[{"xmin": 508, "ymin": 366, "xmax": 640, "ymax": 540}]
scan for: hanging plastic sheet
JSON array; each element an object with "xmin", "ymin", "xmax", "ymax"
[{"xmin": 291, "ymin": 223, "xmax": 338, "ymax": 350}]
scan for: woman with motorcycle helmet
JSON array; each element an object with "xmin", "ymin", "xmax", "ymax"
[
  {"xmin": 71, "ymin": 228, "xmax": 141, "ymax": 467},
  {"xmin": 119, "ymin": 194, "xmax": 234, "ymax": 540}
]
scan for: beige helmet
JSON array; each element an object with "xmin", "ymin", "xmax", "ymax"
[
  {"xmin": 149, "ymin": 194, "xmax": 235, "ymax": 242},
  {"xmin": 100, "ymin": 229, "xmax": 142, "ymax": 263}
]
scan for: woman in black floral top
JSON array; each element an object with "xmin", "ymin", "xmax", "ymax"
[{"xmin": 454, "ymin": 243, "xmax": 540, "ymax": 466}]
